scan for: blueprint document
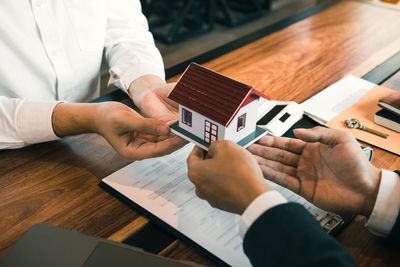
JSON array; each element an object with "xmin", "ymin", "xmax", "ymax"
[{"xmin": 102, "ymin": 144, "xmax": 340, "ymax": 266}]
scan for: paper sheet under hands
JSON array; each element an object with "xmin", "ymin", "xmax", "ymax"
[{"xmin": 102, "ymin": 144, "xmax": 341, "ymax": 266}]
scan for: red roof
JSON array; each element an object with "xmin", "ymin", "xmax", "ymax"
[{"xmin": 168, "ymin": 63, "xmax": 269, "ymax": 126}]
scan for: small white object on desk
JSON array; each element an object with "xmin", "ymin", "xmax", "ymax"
[
  {"xmin": 301, "ymin": 75, "xmax": 375, "ymax": 124},
  {"xmin": 256, "ymin": 100, "xmax": 304, "ymax": 137}
]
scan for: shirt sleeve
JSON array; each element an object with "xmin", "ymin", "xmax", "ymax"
[
  {"xmin": 104, "ymin": 0, "xmax": 165, "ymax": 92},
  {"xmin": 365, "ymin": 169, "xmax": 400, "ymax": 237},
  {"xmin": 0, "ymin": 96, "xmax": 61, "ymax": 149},
  {"xmin": 239, "ymin": 190, "xmax": 287, "ymax": 238}
]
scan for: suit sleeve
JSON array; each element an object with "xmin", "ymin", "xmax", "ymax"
[
  {"xmin": 385, "ymin": 170, "xmax": 400, "ymax": 245},
  {"xmin": 243, "ymin": 203, "xmax": 356, "ymax": 267}
]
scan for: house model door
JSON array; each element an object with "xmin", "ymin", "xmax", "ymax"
[{"xmin": 204, "ymin": 120, "xmax": 218, "ymax": 143}]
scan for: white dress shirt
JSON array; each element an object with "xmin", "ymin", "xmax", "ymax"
[
  {"xmin": 0, "ymin": 0, "xmax": 164, "ymax": 149},
  {"xmin": 239, "ymin": 170, "xmax": 400, "ymax": 239}
]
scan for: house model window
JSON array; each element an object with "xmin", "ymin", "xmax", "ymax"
[
  {"xmin": 182, "ymin": 108, "xmax": 192, "ymax": 126},
  {"xmin": 168, "ymin": 62, "xmax": 271, "ymax": 151},
  {"xmin": 237, "ymin": 114, "xmax": 246, "ymax": 132},
  {"xmin": 204, "ymin": 120, "xmax": 218, "ymax": 143}
]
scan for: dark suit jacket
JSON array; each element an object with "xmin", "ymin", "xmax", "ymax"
[
  {"xmin": 243, "ymin": 172, "xmax": 400, "ymax": 266},
  {"xmin": 385, "ymin": 170, "xmax": 400, "ymax": 245},
  {"xmin": 243, "ymin": 203, "xmax": 356, "ymax": 267}
]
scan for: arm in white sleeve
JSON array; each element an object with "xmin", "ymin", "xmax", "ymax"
[
  {"xmin": 239, "ymin": 190, "xmax": 287, "ymax": 238},
  {"xmin": 0, "ymin": 96, "xmax": 61, "ymax": 149},
  {"xmin": 104, "ymin": 0, "xmax": 165, "ymax": 91},
  {"xmin": 365, "ymin": 169, "xmax": 400, "ymax": 237}
]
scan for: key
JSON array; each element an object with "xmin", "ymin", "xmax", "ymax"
[{"xmin": 344, "ymin": 118, "xmax": 389, "ymax": 139}]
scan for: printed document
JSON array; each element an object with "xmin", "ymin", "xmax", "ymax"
[{"xmin": 102, "ymin": 144, "xmax": 339, "ymax": 266}]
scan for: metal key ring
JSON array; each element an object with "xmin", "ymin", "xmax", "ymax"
[{"xmin": 344, "ymin": 118, "xmax": 360, "ymax": 129}]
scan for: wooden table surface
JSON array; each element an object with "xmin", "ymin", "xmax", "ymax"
[{"xmin": 1, "ymin": 1, "xmax": 400, "ymax": 266}]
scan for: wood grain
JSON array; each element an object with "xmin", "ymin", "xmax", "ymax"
[
  {"xmin": 1, "ymin": 1, "xmax": 400, "ymax": 266},
  {"xmin": 167, "ymin": 1, "xmax": 400, "ymax": 266},
  {"xmin": 0, "ymin": 134, "xmax": 137, "ymax": 257},
  {"xmin": 382, "ymin": 70, "xmax": 400, "ymax": 90},
  {"xmin": 107, "ymin": 216, "xmax": 149, "ymax": 242},
  {"xmin": 170, "ymin": 1, "xmax": 400, "ymax": 105},
  {"xmin": 158, "ymin": 240, "xmax": 218, "ymax": 267}
]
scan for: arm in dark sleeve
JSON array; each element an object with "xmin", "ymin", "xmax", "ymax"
[
  {"xmin": 385, "ymin": 170, "xmax": 400, "ymax": 245},
  {"xmin": 243, "ymin": 203, "xmax": 356, "ymax": 267}
]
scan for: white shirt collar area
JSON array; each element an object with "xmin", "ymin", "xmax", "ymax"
[
  {"xmin": 365, "ymin": 169, "xmax": 400, "ymax": 237},
  {"xmin": 239, "ymin": 190, "xmax": 287, "ymax": 238}
]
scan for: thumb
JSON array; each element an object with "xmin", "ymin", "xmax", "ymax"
[
  {"xmin": 207, "ymin": 140, "xmax": 227, "ymax": 159},
  {"xmin": 187, "ymin": 146, "xmax": 206, "ymax": 168},
  {"xmin": 293, "ymin": 126, "xmax": 346, "ymax": 147},
  {"xmin": 124, "ymin": 112, "xmax": 170, "ymax": 136},
  {"xmin": 207, "ymin": 140, "xmax": 239, "ymax": 159}
]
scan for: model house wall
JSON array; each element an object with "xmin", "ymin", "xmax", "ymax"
[
  {"xmin": 178, "ymin": 105, "xmax": 225, "ymax": 141},
  {"xmin": 224, "ymin": 99, "xmax": 259, "ymax": 143},
  {"xmin": 178, "ymin": 98, "xmax": 259, "ymax": 144}
]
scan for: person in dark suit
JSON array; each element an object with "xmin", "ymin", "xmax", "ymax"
[{"xmin": 187, "ymin": 127, "xmax": 399, "ymax": 266}]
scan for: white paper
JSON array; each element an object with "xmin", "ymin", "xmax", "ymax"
[
  {"xmin": 102, "ymin": 144, "xmax": 339, "ymax": 266},
  {"xmin": 301, "ymin": 75, "xmax": 375, "ymax": 124}
]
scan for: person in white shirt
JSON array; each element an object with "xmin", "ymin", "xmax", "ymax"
[
  {"xmin": 186, "ymin": 127, "xmax": 400, "ymax": 266},
  {"xmin": 0, "ymin": 0, "xmax": 185, "ymax": 160}
]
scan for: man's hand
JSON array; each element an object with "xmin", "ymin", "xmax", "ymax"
[
  {"xmin": 52, "ymin": 102, "xmax": 185, "ymax": 161},
  {"xmin": 128, "ymin": 75, "xmax": 179, "ymax": 123},
  {"xmin": 247, "ymin": 127, "xmax": 381, "ymax": 216},
  {"xmin": 187, "ymin": 141, "xmax": 272, "ymax": 214}
]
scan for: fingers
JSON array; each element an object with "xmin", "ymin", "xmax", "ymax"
[
  {"xmin": 253, "ymin": 155, "xmax": 298, "ymax": 177},
  {"xmin": 134, "ymin": 132, "xmax": 169, "ymax": 142},
  {"xmin": 187, "ymin": 146, "xmax": 206, "ymax": 167},
  {"xmin": 160, "ymin": 82, "xmax": 176, "ymax": 94},
  {"xmin": 207, "ymin": 140, "xmax": 240, "ymax": 159},
  {"xmin": 294, "ymin": 126, "xmax": 353, "ymax": 146},
  {"xmin": 187, "ymin": 146, "xmax": 211, "ymax": 190},
  {"xmin": 248, "ymin": 143, "xmax": 301, "ymax": 167},
  {"xmin": 259, "ymin": 165, "xmax": 300, "ymax": 195},
  {"xmin": 121, "ymin": 136, "xmax": 186, "ymax": 161},
  {"xmin": 195, "ymin": 187, "xmax": 206, "ymax": 200},
  {"xmin": 123, "ymin": 109, "xmax": 170, "ymax": 136},
  {"xmin": 162, "ymin": 83, "xmax": 178, "ymax": 101},
  {"xmin": 254, "ymin": 135, "xmax": 306, "ymax": 154},
  {"xmin": 206, "ymin": 141, "xmax": 221, "ymax": 158}
]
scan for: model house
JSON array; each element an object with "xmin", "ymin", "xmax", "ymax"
[{"xmin": 168, "ymin": 62, "xmax": 270, "ymax": 149}]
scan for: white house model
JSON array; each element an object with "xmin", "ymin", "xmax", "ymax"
[{"xmin": 168, "ymin": 63, "xmax": 271, "ymax": 150}]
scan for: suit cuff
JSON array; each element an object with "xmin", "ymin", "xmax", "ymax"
[
  {"xmin": 17, "ymin": 100, "xmax": 63, "ymax": 144},
  {"xmin": 365, "ymin": 169, "xmax": 400, "ymax": 237},
  {"xmin": 239, "ymin": 190, "xmax": 287, "ymax": 238}
]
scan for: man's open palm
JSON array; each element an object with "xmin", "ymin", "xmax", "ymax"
[{"xmin": 248, "ymin": 127, "xmax": 381, "ymax": 216}]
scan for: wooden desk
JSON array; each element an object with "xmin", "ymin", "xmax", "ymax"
[{"xmin": 1, "ymin": 1, "xmax": 400, "ymax": 266}]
